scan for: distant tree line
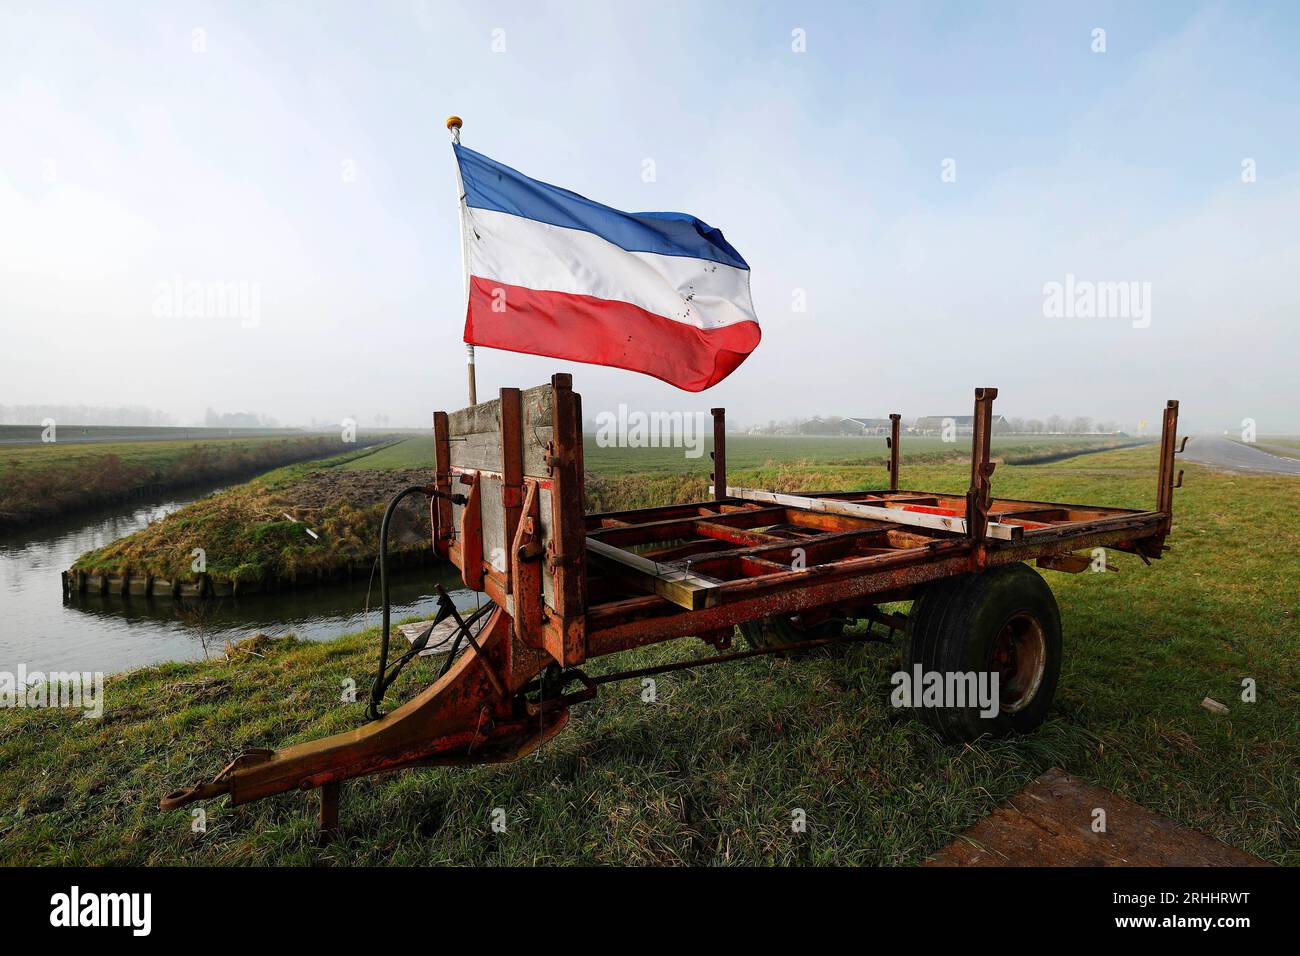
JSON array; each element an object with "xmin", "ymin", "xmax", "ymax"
[
  {"xmin": 203, "ymin": 408, "xmax": 280, "ymax": 428},
  {"xmin": 0, "ymin": 404, "xmax": 176, "ymax": 427},
  {"xmin": 1000, "ymin": 416, "xmax": 1121, "ymax": 435},
  {"xmin": 742, "ymin": 414, "xmax": 1124, "ymax": 437}
]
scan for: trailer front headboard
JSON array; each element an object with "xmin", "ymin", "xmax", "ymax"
[{"xmin": 433, "ymin": 372, "xmax": 587, "ymax": 668}]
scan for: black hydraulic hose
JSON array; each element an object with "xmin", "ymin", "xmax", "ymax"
[
  {"xmin": 367, "ymin": 584, "xmax": 494, "ymax": 718},
  {"xmin": 367, "ymin": 486, "xmax": 432, "ymax": 720},
  {"xmin": 434, "ymin": 592, "xmax": 494, "ymax": 679}
]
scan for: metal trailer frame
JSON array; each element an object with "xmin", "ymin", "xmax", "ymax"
[{"xmin": 162, "ymin": 374, "xmax": 1183, "ymax": 840}]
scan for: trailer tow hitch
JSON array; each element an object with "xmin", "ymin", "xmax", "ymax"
[
  {"xmin": 160, "ymin": 749, "xmax": 272, "ymax": 811},
  {"xmin": 159, "ymin": 604, "xmax": 571, "ymax": 840}
]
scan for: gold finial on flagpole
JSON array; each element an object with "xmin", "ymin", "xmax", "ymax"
[{"xmin": 447, "ymin": 114, "xmax": 473, "ymax": 402}]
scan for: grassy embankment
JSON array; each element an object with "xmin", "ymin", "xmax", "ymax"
[
  {"xmin": 3, "ymin": 444, "xmax": 1296, "ymax": 865},
  {"xmin": 0, "ymin": 432, "xmax": 382, "ymax": 531},
  {"xmin": 69, "ymin": 442, "xmax": 432, "ymax": 594}
]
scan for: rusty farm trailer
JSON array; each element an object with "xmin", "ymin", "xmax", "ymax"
[{"xmin": 162, "ymin": 373, "xmax": 1183, "ymax": 837}]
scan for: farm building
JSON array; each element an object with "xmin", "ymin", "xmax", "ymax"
[
  {"xmin": 912, "ymin": 414, "xmax": 1009, "ymax": 436},
  {"xmin": 843, "ymin": 417, "xmax": 895, "ymax": 436}
]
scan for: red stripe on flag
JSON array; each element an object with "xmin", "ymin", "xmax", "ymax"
[{"xmin": 464, "ymin": 277, "xmax": 761, "ymax": 392}]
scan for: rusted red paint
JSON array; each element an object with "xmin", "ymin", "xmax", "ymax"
[{"xmin": 161, "ymin": 379, "xmax": 1182, "ymax": 839}]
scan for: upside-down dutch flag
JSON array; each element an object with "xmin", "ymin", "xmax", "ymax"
[{"xmin": 454, "ymin": 145, "xmax": 760, "ymax": 392}]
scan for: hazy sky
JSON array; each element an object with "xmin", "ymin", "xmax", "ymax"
[{"xmin": 2, "ymin": 1, "xmax": 1298, "ymax": 432}]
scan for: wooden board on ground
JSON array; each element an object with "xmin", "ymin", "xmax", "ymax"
[
  {"xmin": 397, "ymin": 619, "xmax": 459, "ymax": 657},
  {"xmin": 925, "ymin": 768, "xmax": 1271, "ymax": 867}
]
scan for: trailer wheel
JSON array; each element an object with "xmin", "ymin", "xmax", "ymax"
[
  {"xmin": 903, "ymin": 563, "xmax": 1061, "ymax": 742},
  {"xmin": 739, "ymin": 612, "xmax": 843, "ymax": 652}
]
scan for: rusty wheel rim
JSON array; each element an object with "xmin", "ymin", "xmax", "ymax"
[{"xmin": 990, "ymin": 612, "xmax": 1046, "ymax": 714}]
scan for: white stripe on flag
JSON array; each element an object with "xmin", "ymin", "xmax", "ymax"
[{"xmin": 466, "ymin": 207, "xmax": 757, "ymax": 331}]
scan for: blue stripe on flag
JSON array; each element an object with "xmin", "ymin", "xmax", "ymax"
[{"xmin": 455, "ymin": 145, "xmax": 748, "ymax": 270}]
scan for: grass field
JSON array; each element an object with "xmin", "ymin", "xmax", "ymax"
[
  {"xmin": 0, "ymin": 434, "xmax": 331, "ymax": 476},
  {"xmin": 0, "ymin": 433, "xmax": 383, "ymax": 529},
  {"xmin": 4, "ymin": 444, "xmax": 1296, "ymax": 865},
  {"xmin": 0, "ymin": 424, "xmax": 300, "ymax": 442},
  {"xmin": 343, "ymin": 432, "xmax": 1140, "ymax": 476},
  {"xmin": 340, "ymin": 436, "xmax": 437, "ymax": 470}
]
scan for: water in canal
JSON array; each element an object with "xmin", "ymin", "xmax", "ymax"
[{"xmin": 0, "ymin": 484, "xmax": 477, "ymax": 675}]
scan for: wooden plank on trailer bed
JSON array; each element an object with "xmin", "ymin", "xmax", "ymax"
[
  {"xmin": 722, "ymin": 487, "xmax": 1024, "ymax": 541},
  {"xmin": 585, "ymin": 537, "xmax": 722, "ymax": 610}
]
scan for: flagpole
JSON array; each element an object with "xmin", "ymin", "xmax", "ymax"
[{"xmin": 447, "ymin": 114, "xmax": 476, "ymax": 405}]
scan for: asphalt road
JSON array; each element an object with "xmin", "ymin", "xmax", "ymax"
[{"xmin": 1180, "ymin": 436, "xmax": 1300, "ymax": 476}]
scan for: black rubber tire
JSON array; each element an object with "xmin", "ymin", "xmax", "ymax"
[
  {"xmin": 903, "ymin": 563, "xmax": 1061, "ymax": 742},
  {"xmin": 739, "ymin": 613, "xmax": 844, "ymax": 652}
]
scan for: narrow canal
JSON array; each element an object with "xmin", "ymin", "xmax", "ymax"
[{"xmin": 0, "ymin": 484, "xmax": 475, "ymax": 675}]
